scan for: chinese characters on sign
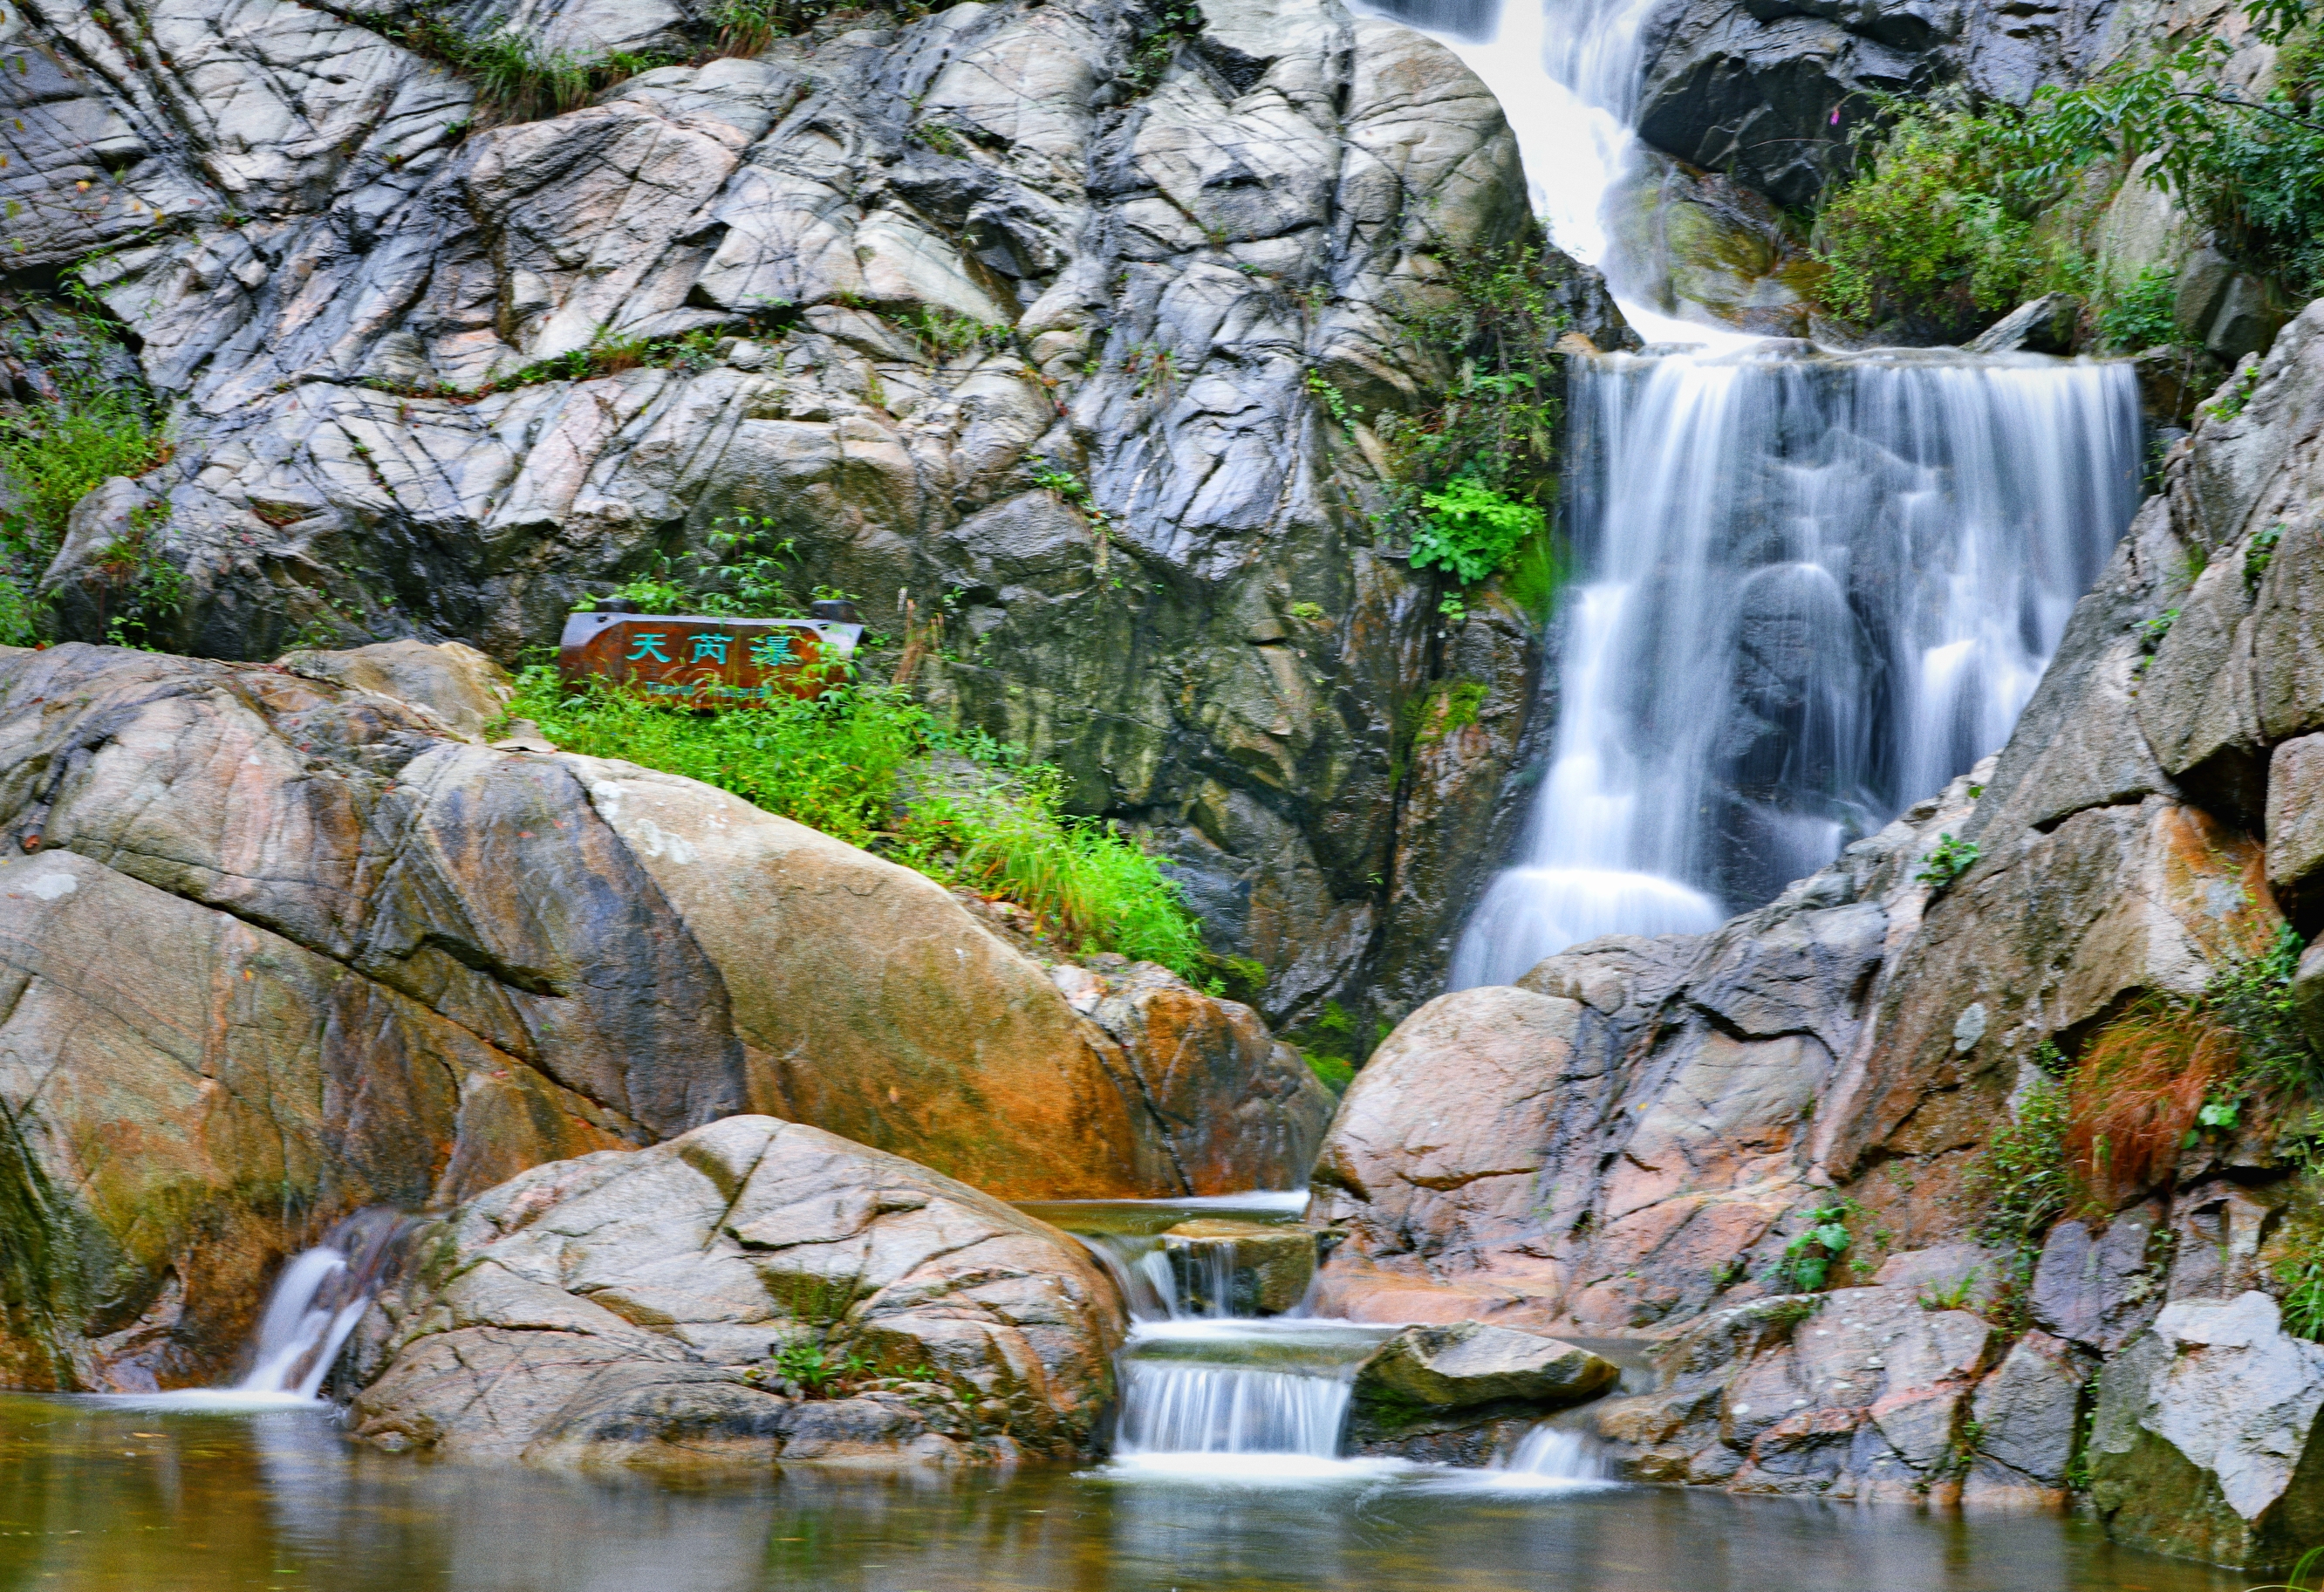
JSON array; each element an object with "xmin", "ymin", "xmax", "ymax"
[{"xmin": 556, "ymin": 611, "xmax": 859, "ymax": 708}]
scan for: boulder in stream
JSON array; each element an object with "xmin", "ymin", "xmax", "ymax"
[
  {"xmin": 348, "ymin": 1115, "xmax": 1126, "ymax": 1466},
  {"xmin": 1348, "ymin": 1321, "xmax": 1617, "ymax": 1452}
]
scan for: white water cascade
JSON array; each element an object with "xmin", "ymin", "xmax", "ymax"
[
  {"xmin": 1362, "ymin": 0, "xmax": 2149, "ymax": 985},
  {"xmin": 229, "ymin": 1208, "xmax": 408, "ymax": 1403}
]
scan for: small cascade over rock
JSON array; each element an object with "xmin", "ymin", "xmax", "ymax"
[{"xmin": 233, "ymin": 1209, "xmax": 410, "ymax": 1402}]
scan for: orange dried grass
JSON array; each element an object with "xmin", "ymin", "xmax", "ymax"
[{"xmin": 2067, "ymin": 996, "xmax": 2239, "ymax": 1202}]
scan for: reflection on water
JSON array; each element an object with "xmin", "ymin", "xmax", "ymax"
[{"xmin": 0, "ymin": 1395, "xmax": 2250, "ymax": 1591}]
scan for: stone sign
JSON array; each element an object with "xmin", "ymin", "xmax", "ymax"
[{"xmin": 557, "ymin": 610, "xmax": 863, "ymax": 707}]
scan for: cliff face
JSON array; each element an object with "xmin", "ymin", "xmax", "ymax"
[{"xmin": 1, "ymin": 0, "xmax": 1627, "ymax": 1022}]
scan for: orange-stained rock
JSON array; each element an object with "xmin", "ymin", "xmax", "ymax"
[
  {"xmin": 0, "ymin": 644, "xmax": 1323, "ymax": 1386},
  {"xmin": 557, "ymin": 755, "xmax": 1176, "ymax": 1200}
]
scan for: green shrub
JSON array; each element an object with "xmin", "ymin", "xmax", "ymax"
[
  {"xmin": 503, "ymin": 669, "xmax": 1215, "ymax": 980},
  {"xmin": 2096, "ymin": 263, "xmax": 2183, "ymax": 352},
  {"xmin": 385, "ymin": 9, "xmax": 672, "ymax": 124},
  {"xmin": 1377, "ymin": 239, "xmax": 1570, "ymax": 591},
  {"xmin": 0, "ymin": 307, "xmax": 170, "ymax": 646},
  {"xmin": 1972, "ymin": 1064, "xmax": 2075, "ymax": 1260},
  {"xmin": 1813, "ymin": 98, "xmax": 2069, "ymax": 337},
  {"xmin": 1411, "ymin": 478, "xmax": 1544, "ymax": 585},
  {"xmin": 1303, "ymin": 1051, "xmax": 1355, "ymax": 1095},
  {"xmin": 1767, "ymin": 1199, "xmax": 1863, "ymax": 1293},
  {"xmin": 1915, "ymin": 833, "xmax": 1980, "ymax": 892},
  {"xmin": 2003, "ymin": 4, "xmax": 2324, "ymax": 299}
]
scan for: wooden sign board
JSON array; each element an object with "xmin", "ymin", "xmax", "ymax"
[{"xmin": 557, "ymin": 612, "xmax": 862, "ymax": 707}]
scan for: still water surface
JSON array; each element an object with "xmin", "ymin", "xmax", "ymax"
[{"xmin": 0, "ymin": 1394, "xmax": 2256, "ymax": 1592}]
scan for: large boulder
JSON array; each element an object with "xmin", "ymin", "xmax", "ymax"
[
  {"xmin": 0, "ymin": 643, "xmax": 1318, "ymax": 1386},
  {"xmin": 348, "ymin": 1116, "xmax": 1126, "ymax": 1466},
  {"xmin": 2088, "ymin": 1293, "xmax": 2324, "ymax": 1568},
  {"xmin": 1158, "ymin": 1219, "xmax": 1317, "ymax": 1315},
  {"xmin": 21, "ymin": 0, "xmax": 1630, "ymax": 1025}
]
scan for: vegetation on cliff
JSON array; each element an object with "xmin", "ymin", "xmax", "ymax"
[
  {"xmin": 504, "ymin": 669, "xmax": 1213, "ymax": 981},
  {"xmin": 1812, "ymin": 0, "xmax": 2324, "ymax": 341}
]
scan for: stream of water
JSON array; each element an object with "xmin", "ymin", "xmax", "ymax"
[{"xmin": 1363, "ymin": 0, "xmax": 2149, "ymax": 986}]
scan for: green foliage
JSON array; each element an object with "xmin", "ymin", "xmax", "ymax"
[
  {"xmin": 1304, "ymin": 1051, "xmax": 1355, "ymax": 1095},
  {"xmin": 602, "ymin": 513, "xmax": 803, "ymax": 619},
  {"xmin": 1497, "ymin": 523, "xmax": 1565, "ymax": 618},
  {"xmin": 1972, "ymin": 1065, "xmax": 2075, "ymax": 1261},
  {"xmin": 769, "ymin": 1336, "xmax": 873, "ymax": 1397},
  {"xmin": 896, "ymin": 777, "xmax": 1210, "ymax": 976},
  {"xmin": 1916, "ymin": 833, "xmax": 1981, "ymax": 892},
  {"xmin": 1122, "ymin": 0, "xmax": 1202, "ymax": 95},
  {"xmin": 1768, "ymin": 1199, "xmax": 1863, "ymax": 1293},
  {"xmin": 1304, "ymin": 369, "xmax": 1356, "ymax": 430},
  {"xmin": 2250, "ymin": 523, "xmax": 2288, "ymax": 593},
  {"xmin": 1026, "ymin": 461, "xmax": 1090, "ymax": 502},
  {"xmin": 504, "ymin": 669, "xmax": 1214, "ymax": 980},
  {"xmin": 1411, "ymin": 478, "xmax": 1546, "ymax": 585},
  {"xmin": 2205, "ymin": 923, "xmax": 2317, "ymax": 1098},
  {"xmin": 2139, "ymin": 607, "xmax": 2181, "ymax": 655},
  {"xmin": 896, "ymin": 305, "xmax": 1014, "ymax": 358},
  {"xmin": 1377, "ymin": 239, "xmax": 1570, "ymax": 590},
  {"xmin": 2210, "ymin": 359, "xmax": 2267, "ymax": 422},
  {"xmin": 2000, "ymin": 3, "xmax": 2324, "ymax": 297},
  {"xmin": 1813, "ymin": 96, "xmax": 2069, "ymax": 337},
  {"xmin": 0, "ymin": 292, "xmax": 171, "ymax": 646},
  {"xmin": 1287, "ymin": 999, "xmax": 1370, "ymax": 1076},
  {"xmin": 2096, "ymin": 263, "xmax": 2184, "ymax": 352}
]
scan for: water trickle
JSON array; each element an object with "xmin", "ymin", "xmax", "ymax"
[
  {"xmin": 1114, "ymin": 1360, "xmax": 1356, "ymax": 1459},
  {"xmin": 1494, "ymin": 1423, "xmax": 1611, "ymax": 1483},
  {"xmin": 235, "ymin": 1208, "xmax": 409, "ymax": 1401}
]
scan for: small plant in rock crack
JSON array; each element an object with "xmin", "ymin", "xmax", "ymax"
[
  {"xmin": 1916, "ymin": 833, "xmax": 1980, "ymax": 892},
  {"xmin": 1767, "ymin": 1199, "xmax": 1863, "ymax": 1292},
  {"xmin": 2136, "ymin": 606, "xmax": 2180, "ymax": 672},
  {"xmin": 768, "ymin": 1337, "xmax": 873, "ymax": 1397},
  {"xmin": 2248, "ymin": 522, "xmax": 2287, "ymax": 594}
]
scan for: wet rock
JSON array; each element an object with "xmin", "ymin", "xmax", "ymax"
[
  {"xmin": 349, "ymin": 1116, "xmax": 1126, "ymax": 1466},
  {"xmin": 1590, "ymin": 1285, "xmax": 1998, "ymax": 1499},
  {"xmin": 1348, "ymin": 1322, "xmax": 1617, "ymax": 1440},
  {"xmin": 2088, "ymin": 1292, "xmax": 2324, "ymax": 1568},
  {"xmin": 1968, "ymin": 1330, "xmax": 2091, "ymax": 1494},
  {"xmin": 1158, "ymin": 1220, "xmax": 1316, "ymax": 1315}
]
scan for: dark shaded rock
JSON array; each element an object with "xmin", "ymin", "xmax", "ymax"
[
  {"xmin": 1967, "ymin": 1330, "xmax": 2091, "ymax": 1493},
  {"xmin": 2030, "ymin": 1206, "xmax": 2169, "ymax": 1354},
  {"xmin": 1966, "ymin": 293, "xmax": 2082, "ymax": 354}
]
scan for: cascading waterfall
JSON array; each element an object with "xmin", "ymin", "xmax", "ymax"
[
  {"xmin": 1114, "ymin": 1354, "xmax": 1358, "ymax": 1459},
  {"xmin": 1360, "ymin": 0, "xmax": 2147, "ymax": 986},
  {"xmin": 1451, "ymin": 352, "xmax": 2143, "ymax": 986}
]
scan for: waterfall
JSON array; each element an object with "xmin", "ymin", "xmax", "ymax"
[
  {"xmin": 1494, "ymin": 1423, "xmax": 1611, "ymax": 1483},
  {"xmin": 231, "ymin": 1209, "xmax": 408, "ymax": 1403},
  {"xmin": 1358, "ymin": 0, "xmax": 2147, "ymax": 986},
  {"xmin": 1451, "ymin": 350, "xmax": 2143, "ymax": 986},
  {"xmin": 1113, "ymin": 1361, "xmax": 1356, "ymax": 1459}
]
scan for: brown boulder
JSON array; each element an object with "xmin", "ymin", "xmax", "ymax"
[
  {"xmin": 349, "ymin": 1115, "xmax": 1125, "ymax": 1466},
  {"xmin": 277, "ymin": 639, "xmax": 514, "ymax": 741}
]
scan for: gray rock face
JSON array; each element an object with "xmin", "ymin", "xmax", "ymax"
[
  {"xmin": 2088, "ymin": 1292, "xmax": 2324, "ymax": 1567},
  {"xmin": 1967, "ymin": 1330, "xmax": 2091, "ymax": 1494},
  {"xmin": 1635, "ymin": 0, "xmax": 2122, "ymax": 208},
  {"xmin": 1589, "ymin": 1284, "xmax": 2001, "ymax": 1498},
  {"xmin": 1348, "ymin": 1321, "xmax": 1616, "ymax": 1439},
  {"xmin": 1308, "ymin": 767, "xmax": 1970, "ymax": 1336},
  {"xmin": 2031, "ymin": 1207, "xmax": 2170, "ymax": 1354},
  {"xmin": 9, "ymin": 0, "xmax": 1629, "ymax": 1022},
  {"xmin": 349, "ymin": 1115, "xmax": 1128, "ymax": 1465},
  {"xmin": 1966, "ymin": 293, "xmax": 2083, "ymax": 355}
]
